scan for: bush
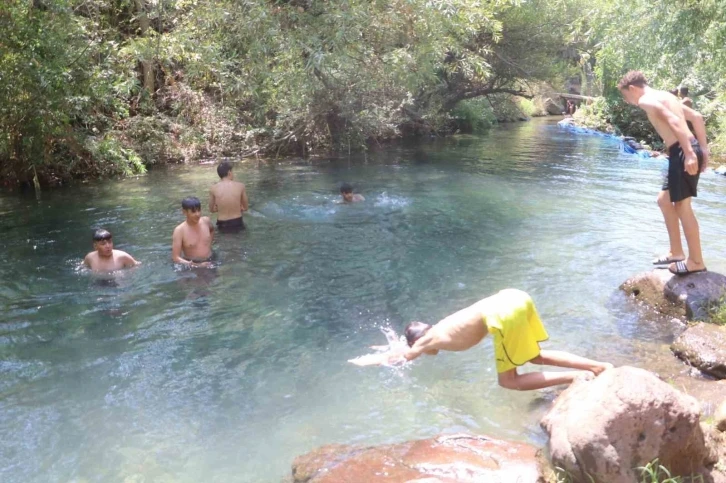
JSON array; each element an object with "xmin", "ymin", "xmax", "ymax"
[{"xmin": 450, "ymin": 98, "xmax": 496, "ymax": 133}]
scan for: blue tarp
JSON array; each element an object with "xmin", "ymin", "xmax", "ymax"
[{"xmin": 558, "ymin": 119, "xmax": 655, "ymax": 159}]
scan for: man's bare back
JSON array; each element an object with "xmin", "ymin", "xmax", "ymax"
[
  {"xmin": 210, "ymin": 179, "xmax": 248, "ymax": 221},
  {"xmin": 637, "ymin": 90, "xmax": 691, "ymax": 148},
  {"xmin": 210, "ymin": 161, "xmax": 248, "ymax": 234}
]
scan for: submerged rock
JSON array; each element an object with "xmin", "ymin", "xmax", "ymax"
[
  {"xmin": 290, "ymin": 433, "xmax": 548, "ymax": 483},
  {"xmin": 621, "ymin": 269, "xmax": 726, "ymax": 321},
  {"xmin": 672, "ymin": 323, "xmax": 726, "ymax": 379},
  {"xmin": 541, "ymin": 366, "xmax": 718, "ymax": 483}
]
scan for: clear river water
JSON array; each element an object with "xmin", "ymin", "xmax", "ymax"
[{"xmin": 1, "ymin": 118, "xmax": 725, "ymax": 482}]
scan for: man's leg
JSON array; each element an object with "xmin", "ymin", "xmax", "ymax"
[
  {"xmin": 531, "ymin": 350, "xmax": 613, "ymax": 375},
  {"xmin": 672, "ymin": 198, "xmax": 706, "ymax": 272},
  {"xmin": 497, "ymin": 368, "xmax": 587, "ymax": 391},
  {"xmin": 657, "ymin": 190, "xmax": 685, "ymax": 260}
]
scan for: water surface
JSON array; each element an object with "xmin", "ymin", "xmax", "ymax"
[{"xmin": 1, "ymin": 118, "xmax": 725, "ymax": 482}]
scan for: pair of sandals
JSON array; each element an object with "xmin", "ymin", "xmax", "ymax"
[{"xmin": 652, "ymin": 255, "xmax": 707, "ymax": 276}]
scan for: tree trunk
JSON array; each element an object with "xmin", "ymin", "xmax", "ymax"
[{"xmin": 134, "ymin": 0, "xmax": 155, "ymax": 93}]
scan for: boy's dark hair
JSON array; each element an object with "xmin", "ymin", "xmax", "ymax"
[
  {"xmin": 405, "ymin": 321, "xmax": 432, "ymax": 347},
  {"xmin": 669, "ymin": 88, "xmax": 678, "ymax": 96},
  {"xmin": 679, "ymin": 86, "xmax": 689, "ymax": 97},
  {"xmin": 217, "ymin": 161, "xmax": 233, "ymax": 179},
  {"xmin": 181, "ymin": 196, "xmax": 202, "ymax": 211},
  {"xmin": 617, "ymin": 71, "xmax": 648, "ymax": 90},
  {"xmin": 92, "ymin": 228, "xmax": 112, "ymax": 241},
  {"xmin": 340, "ymin": 183, "xmax": 353, "ymax": 194}
]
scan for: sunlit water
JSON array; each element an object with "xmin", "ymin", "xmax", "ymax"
[{"xmin": 1, "ymin": 118, "xmax": 725, "ymax": 482}]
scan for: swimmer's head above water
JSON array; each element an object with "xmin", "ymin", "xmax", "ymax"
[
  {"xmin": 92, "ymin": 228, "xmax": 113, "ymax": 256},
  {"xmin": 181, "ymin": 196, "xmax": 202, "ymax": 223},
  {"xmin": 340, "ymin": 183, "xmax": 354, "ymax": 202}
]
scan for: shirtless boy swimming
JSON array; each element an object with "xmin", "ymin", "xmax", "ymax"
[
  {"xmin": 83, "ymin": 229, "xmax": 139, "ymax": 272},
  {"xmin": 350, "ymin": 289, "xmax": 612, "ymax": 391},
  {"xmin": 172, "ymin": 197, "xmax": 215, "ymax": 268}
]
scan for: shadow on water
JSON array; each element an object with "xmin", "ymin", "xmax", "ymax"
[{"xmin": 1, "ymin": 118, "xmax": 725, "ymax": 482}]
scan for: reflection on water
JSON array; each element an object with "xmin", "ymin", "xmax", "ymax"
[{"xmin": 1, "ymin": 118, "xmax": 725, "ymax": 482}]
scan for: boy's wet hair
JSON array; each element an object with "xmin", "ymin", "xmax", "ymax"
[
  {"xmin": 679, "ymin": 86, "xmax": 689, "ymax": 97},
  {"xmin": 340, "ymin": 183, "xmax": 353, "ymax": 194},
  {"xmin": 93, "ymin": 228, "xmax": 112, "ymax": 241},
  {"xmin": 217, "ymin": 161, "xmax": 233, "ymax": 179},
  {"xmin": 617, "ymin": 71, "xmax": 648, "ymax": 90},
  {"xmin": 182, "ymin": 196, "xmax": 202, "ymax": 211},
  {"xmin": 405, "ymin": 321, "xmax": 432, "ymax": 347}
]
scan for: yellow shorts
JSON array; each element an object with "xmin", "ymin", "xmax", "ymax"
[{"xmin": 484, "ymin": 289, "xmax": 549, "ymax": 373}]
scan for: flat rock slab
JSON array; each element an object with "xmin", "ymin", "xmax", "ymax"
[
  {"xmin": 621, "ymin": 269, "xmax": 726, "ymax": 320},
  {"xmin": 290, "ymin": 434, "xmax": 546, "ymax": 483},
  {"xmin": 672, "ymin": 323, "xmax": 726, "ymax": 379}
]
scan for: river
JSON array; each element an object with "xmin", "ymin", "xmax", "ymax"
[{"xmin": 1, "ymin": 117, "xmax": 725, "ymax": 482}]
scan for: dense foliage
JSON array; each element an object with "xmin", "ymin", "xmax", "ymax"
[{"xmin": 2, "ymin": 0, "xmax": 725, "ymax": 188}]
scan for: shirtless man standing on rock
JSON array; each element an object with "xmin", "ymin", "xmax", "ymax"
[
  {"xmin": 172, "ymin": 196, "xmax": 215, "ymax": 268},
  {"xmin": 209, "ymin": 161, "xmax": 248, "ymax": 234},
  {"xmin": 618, "ymin": 71, "xmax": 710, "ymax": 276}
]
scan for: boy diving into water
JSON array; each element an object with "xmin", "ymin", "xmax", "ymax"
[{"xmin": 350, "ymin": 289, "xmax": 613, "ymax": 390}]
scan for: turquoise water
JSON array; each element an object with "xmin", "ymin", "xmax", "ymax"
[{"xmin": 1, "ymin": 118, "xmax": 725, "ymax": 482}]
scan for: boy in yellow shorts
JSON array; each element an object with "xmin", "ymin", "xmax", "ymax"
[{"xmin": 351, "ymin": 289, "xmax": 612, "ymax": 390}]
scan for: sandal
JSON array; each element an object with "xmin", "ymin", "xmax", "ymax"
[
  {"xmin": 652, "ymin": 255, "xmax": 684, "ymax": 265},
  {"xmin": 669, "ymin": 260, "xmax": 707, "ymax": 276}
]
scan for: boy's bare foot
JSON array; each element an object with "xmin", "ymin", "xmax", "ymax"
[{"xmin": 590, "ymin": 362, "xmax": 614, "ymax": 376}]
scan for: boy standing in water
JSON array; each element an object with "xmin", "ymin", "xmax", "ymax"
[
  {"xmin": 618, "ymin": 71, "xmax": 709, "ymax": 275},
  {"xmin": 340, "ymin": 183, "xmax": 365, "ymax": 203},
  {"xmin": 172, "ymin": 197, "xmax": 215, "ymax": 268},
  {"xmin": 84, "ymin": 229, "xmax": 140, "ymax": 272},
  {"xmin": 209, "ymin": 161, "xmax": 249, "ymax": 233},
  {"xmin": 351, "ymin": 289, "xmax": 612, "ymax": 391}
]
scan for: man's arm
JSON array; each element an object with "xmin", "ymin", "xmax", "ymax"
[
  {"xmin": 640, "ymin": 98, "xmax": 699, "ymax": 174},
  {"xmin": 682, "ymin": 105, "xmax": 710, "ymax": 171},
  {"xmin": 172, "ymin": 227, "xmax": 193, "ymax": 266},
  {"xmin": 209, "ymin": 189, "xmax": 217, "ymax": 213},
  {"xmin": 203, "ymin": 216, "xmax": 214, "ymax": 243},
  {"xmin": 120, "ymin": 252, "xmax": 141, "ymax": 268},
  {"xmin": 240, "ymin": 185, "xmax": 249, "ymax": 212}
]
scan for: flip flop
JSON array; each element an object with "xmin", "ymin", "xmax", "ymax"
[
  {"xmin": 652, "ymin": 255, "xmax": 685, "ymax": 265},
  {"xmin": 669, "ymin": 260, "xmax": 707, "ymax": 276}
]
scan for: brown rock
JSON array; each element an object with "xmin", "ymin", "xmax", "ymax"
[
  {"xmin": 540, "ymin": 366, "xmax": 716, "ymax": 483},
  {"xmin": 621, "ymin": 269, "xmax": 726, "ymax": 321},
  {"xmin": 716, "ymin": 400, "xmax": 726, "ymax": 432},
  {"xmin": 544, "ymin": 98, "xmax": 564, "ymax": 115},
  {"xmin": 671, "ymin": 323, "xmax": 726, "ymax": 379},
  {"xmin": 290, "ymin": 433, "xmax": 547, "ymax": 483}
]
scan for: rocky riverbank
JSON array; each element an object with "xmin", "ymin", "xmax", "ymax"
[{"xmin": 286, "ymin": 270, "xmax": 726, "ymax": 482}]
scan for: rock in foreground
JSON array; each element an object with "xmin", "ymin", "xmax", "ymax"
[
  {"xmin": 672, "ymin": 323, "xmax": 726, "ymax": 379},
  {"xmin": 291, "ymin": 433, "xmax": 547, "ymax": 483},
  {"xmin": 541, "ymin": 366, "xmax": 717, "ymax": 483}
]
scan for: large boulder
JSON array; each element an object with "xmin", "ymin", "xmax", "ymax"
[
  {"xmin": 671, "ymin": 323, "xmax": 726, "ymax": 379},
  {"xmin": 544, "ymin": 97, "xmax": 564, "ymax": 115},
  {"xmin": 290, "ymin": 433, "xmax": 548, "ymax": 483},
  {"xmin": 541, "ymin": 366, "xmax": 717, "ymax": 483},
  {"xmin": 621, "ymin": 269, "xmax": 726, "ymax": 320}
]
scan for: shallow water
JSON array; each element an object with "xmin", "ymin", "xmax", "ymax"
[{"xmin": 1, "ymin": 118, "xmax": 725, "ymax": 482}]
